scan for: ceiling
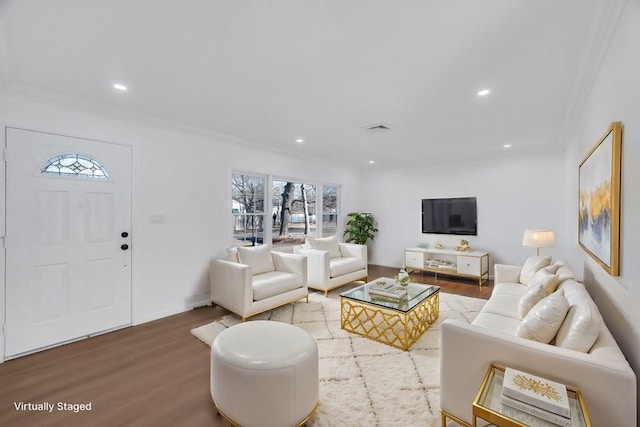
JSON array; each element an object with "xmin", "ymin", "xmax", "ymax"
[{"xmin": 0, "ymin": 0, "xmax": 609, "ymax": 169}]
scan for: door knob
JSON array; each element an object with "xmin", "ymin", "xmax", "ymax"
[
  {"xmin": 121, "ymin": 244, "xmax": 129, "ymax": 251},
  {"xmin": 121, "ymin": 232, "xmax": 129, "ymax": 238}
]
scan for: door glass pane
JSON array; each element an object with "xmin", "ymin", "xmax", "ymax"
[{"xmin": 42, "ymin": 154, "xmax": 109, "ymax": 179}]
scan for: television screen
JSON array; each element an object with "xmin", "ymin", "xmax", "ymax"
[{"xmin": 422, "ymin": 197, "xmax": 477, "ymax": 235}]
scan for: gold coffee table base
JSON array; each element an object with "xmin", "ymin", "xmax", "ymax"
[{"xmin": 340, "ymin": 291, "xmax": 439, "ymax": 350}]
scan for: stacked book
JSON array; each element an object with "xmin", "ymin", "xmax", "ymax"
[
  {"xmin": 501, "ymin": 367, "xmax": 571, "ymax": 427},
  {"xmin": 368, "ymin": 281, "xmax": 407, "ymax": 299}
]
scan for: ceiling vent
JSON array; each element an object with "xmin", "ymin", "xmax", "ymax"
[{"xmin": 361, "ymin": 122, "xmax": 391, "ymax": 133}]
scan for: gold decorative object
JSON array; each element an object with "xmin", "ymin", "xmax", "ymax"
[
  {"xmin": 435, "ymin": 242, "xmax": 444, "ymax": 249},
  {"xmin": 455, "ymin": 239, "xmax": 471, "ymax": 252},
  {"xmin": 512, "ymin": 373, "xmax": 564, "ymax": 402}
]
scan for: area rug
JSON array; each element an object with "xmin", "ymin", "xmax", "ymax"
[{"xmin": 191, "ymin": 291, "xmax": 486, "ymax": 427}]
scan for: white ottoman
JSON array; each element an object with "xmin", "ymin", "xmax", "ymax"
[{"xmin": 210, "ymin": 321, "xmax": 319, "ymax": 427}]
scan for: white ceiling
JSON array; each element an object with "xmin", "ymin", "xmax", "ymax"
[{"xmin": 0, "ymin": 0, "xmax": 610, "ymax": 169}]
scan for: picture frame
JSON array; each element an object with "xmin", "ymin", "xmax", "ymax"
[{"xmin": 578, "ymin": 122, "xmax": 622, "ymax": 276}]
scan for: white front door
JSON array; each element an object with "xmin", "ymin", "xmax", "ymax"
[{"xmin": 5, "ymin": 128, "xmax": 132, "ymax": 358}]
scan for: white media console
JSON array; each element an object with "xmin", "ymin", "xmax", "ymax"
[{"xmin": 404, "ymin": 247, "xmax": 489, "ymax": 286}]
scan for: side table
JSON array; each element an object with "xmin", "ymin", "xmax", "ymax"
[{"xmin": 472, "ymin": 364, "xmax": 592, "ymax": 427}]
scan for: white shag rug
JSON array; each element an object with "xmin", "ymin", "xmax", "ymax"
[{"xmin": 191, "ymin": 291, "xmax": 485, "ymax": 427}]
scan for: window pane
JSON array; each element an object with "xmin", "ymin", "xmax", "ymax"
[
  {"xmin": 232, "ymin": 174, "xmax": 265, "ymax": 213},
  {"xmin": 232, "ymin": 174, "xmax": 266, "ymax": 245},
  {"xmin": 322, "ymin": 185, "xmax": 338, "ymax": 237},
  {"xmin": 272, "ymin": 180, "xmax": 316, "ymax": 247}
]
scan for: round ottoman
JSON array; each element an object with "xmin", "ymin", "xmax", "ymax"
[{"xmin": 210, "ymin": 321, "xmax": 319, "ymax": 427}]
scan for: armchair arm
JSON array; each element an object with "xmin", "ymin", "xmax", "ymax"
[
  {"xmin": 210, "ymin": 259, "xmax": 253, "ymax": 316},
  {"xmin": 272, "ymin": 252, "xmax": 308, "ymax": 286},
  {"xmin": 338, "ymin": 243, "xmax": 367, "ymax": 261},
  {"xmin": 293, "ymin": 247, "xmax": 330, "ymax": 288},
  {"xmin": 494, "ymin": 263, "xmax": 522, "ymax": 283}
]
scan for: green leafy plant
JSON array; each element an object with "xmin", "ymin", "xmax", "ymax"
[{"xmin": 343, "ymin": 212, "xmax": 378, "ymax": 245}]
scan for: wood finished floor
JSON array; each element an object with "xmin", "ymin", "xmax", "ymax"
[{"xmin": 0, "ymin": 265, "xmax": 492, "ymax": 427}]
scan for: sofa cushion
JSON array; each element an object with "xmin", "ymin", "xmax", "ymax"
[
  {"xmin": 519, "ymin": 256, "xmax": 552, "ymax": 285},
  {"xmin": 329, "ymin": 257, "xmax": 364, "ymax": 277},
  {"xmin": 516, "ymin": 289, "xmax": 569, "ymax": 343},
  {"xmin": 307, "ymin": 236, "xmax": 341, "ymax": 259},
  {"xmin": 237, "ymin": 245, "xmax": 275, "ymax": 275},
  {"xmin": 555, "ymin": 280, "xmax": 603, "ymax": 353},
  {"xmin": 252, "ymin": 271, "xmax": 302, "ymax": 301},
  {"xmin": 528, "ymin": 269, "xmax": 561, "ymax": 294},
  {"xmin": 472, "ymin": 312, "xmax": 522, "ymax": 335},
  {"xmin": 492, "ymin": 282, "xmax": 528, "ymax": 298},
  {"xmin": 481, "ymin": 294, "xmax": 522, "ymax": 320},
  {"xmin": 518, "ymin": 283, "xmax": 547, "ymax": 319}
]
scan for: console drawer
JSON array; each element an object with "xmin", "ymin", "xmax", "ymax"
[{"xmin": 457, "ymin": 256, "xmax": 480, "ymax": 275}]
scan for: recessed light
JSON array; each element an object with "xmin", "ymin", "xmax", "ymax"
[
  {"xmin": 369, "ymin": 160, "xmax": 375, "ymax": 164},
  {"xmin": 503, "ymin": 144, "xmax": 512, "ymax": 148},
  {"xmin": 113, "ymin": 83, "xmax": 128, "ymax": 91},
  {"xmin": 477, "ymin": 89, "xmax": 490, "ymax": 96},
  {"xmin": 295, "ymin": 138, "xmax": 304, "ymax": 143}
]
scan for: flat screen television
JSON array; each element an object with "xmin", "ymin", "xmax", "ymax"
[{"xmin": 422, "ymin": 197, "xmax": 477, "ymax": 236}]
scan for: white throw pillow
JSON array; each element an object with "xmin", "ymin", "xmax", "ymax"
[
  {"xmin": 518, "ymin": 283, "xmax": 547, "ymax": 319},
  {"xmin": 555, "ymin": 289, "xmax": 603, "ymax": 353},
  {"xmin": 308, "ymin": 235, "xmax": 342, "ymax": 259},
  {"xmin": 519, "ymin": 256, "xmax": 552, "ymax": 285},
  {"xmin": 516, "ymin": 290, "xmax": 570, "ymax": 343},
  {"xmin": 237, "ymin": 245, "xmax": 275, "ymax": 275},
  {"xmin": 528, "ymin": 269, "xmax": 561, "ymax": 295}
]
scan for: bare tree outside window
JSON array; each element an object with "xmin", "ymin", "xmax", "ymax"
[
  {"xmin": 272, "ymin": 180, "xmax": 316, "ymax": 247},
  {"xmin": 232, "ymin": 174, "xmax": 265, "ymax": 245}
]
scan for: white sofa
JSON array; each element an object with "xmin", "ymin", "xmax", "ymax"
[
  {"xmin": 441, "ymin": 259, "xmax": 636, "ymax": 427},
  {"xmin": 210, "ymin": 245, "xmax": 308, "ymax": 321},
  {"xmin": 293, "ymin": 236, "xmax": 368, "ymax": 296}
]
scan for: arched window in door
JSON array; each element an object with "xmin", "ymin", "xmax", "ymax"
[{"xmin": 41, "ymin": 154, "xmax": 109, "ymax": 179}]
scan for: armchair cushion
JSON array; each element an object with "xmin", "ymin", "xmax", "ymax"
[
  {"xmin": 253, "ymin": 271, "xmax": 303, "ymax": 301},
  {"xmin": 237, "ymin": 245, "xmax": 275, "ymax": 275},
  {"xmin": 307, "ymin": 236, "xmax": 341, "ymax": 259},
  {"xmin": 329, "ymin": 257, "xmax": 365, "ymax": 278}
]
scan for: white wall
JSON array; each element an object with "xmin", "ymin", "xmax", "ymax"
[
  {"xmin": 0, "ymin": 91, "xmax": 360, "ymax": 361},
  {"xmin": 563, "ymin": 0, "xmax": 640, "ymax": 416},
  {"xmin": 358, "ymin": 151, "xmax": 568, "ymax": 271}
]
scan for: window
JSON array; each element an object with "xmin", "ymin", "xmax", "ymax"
[
  {"xmin": 41, "ymin": 154, "xmax": 109, "ymax": 179},
  {"xmin": 322, "ymin": 185, "xmax": 339, "ymax": 237},
  {"xmin": 232, "ymin": 174, "xmax": 266, "ymax": 245},
  {"xmin": 231, "ymin": 172, "xmax": 340, "ymax": 248},
  {"xmin": 272, "ymin": 180, "xmax": 316, "ymax": 247}
]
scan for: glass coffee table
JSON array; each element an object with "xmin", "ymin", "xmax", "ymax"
[{"xmin": 340, "ymin": 278, "xmax": 439, "ymax": 350}]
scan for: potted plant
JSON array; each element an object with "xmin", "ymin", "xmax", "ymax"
[{"xmin": 343, "ymin": 212, "xmax": 378, "ymax": 245}]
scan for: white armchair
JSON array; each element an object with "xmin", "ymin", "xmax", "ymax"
[
  {"xmin": 293, "ymin": 236, "xmax": 368, "ymax": 297},
  {"xmin": 210, "ymin": 245, "xmax": 308, "ymax": 321}
]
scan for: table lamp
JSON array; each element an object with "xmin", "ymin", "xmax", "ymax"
[{"xmin": 522, "ymin": 229, "xmax": 555, "ymax": 256}]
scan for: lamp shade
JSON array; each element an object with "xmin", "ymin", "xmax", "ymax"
[{"xmin": 522, "ymin": 229, "xmax": 555, "ymax": 248}]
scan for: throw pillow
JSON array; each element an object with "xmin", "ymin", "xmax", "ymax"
[
  {"xmin": 516, "ymin": 290, "xmax": 570, "ymax": 343},
  {"xmin": 519, "ymin": 256, "xmax": 552, "ymax": 285},
  {"xmin": 237, "ymin": 245, "xmax": 275, "ymax": 275},
  {"xmin": 308, "ymin": 235, "xmax": 341, "ymax": 259},
  {"xmin": 518, "ymin": 283, "xmax": 547, "ymax": 319},
  {"xmin": 528, "ymin": 269, "xmax": 561, "ymax": 295},
  {"xmin": 555, "ymin": 288, "xmax": 603, "ymax": 353}
]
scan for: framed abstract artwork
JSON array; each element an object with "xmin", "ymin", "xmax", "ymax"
[{"xmin": 578, "ymin": 122, "xmax": 622, "ymax": 275}]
